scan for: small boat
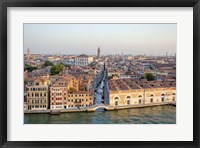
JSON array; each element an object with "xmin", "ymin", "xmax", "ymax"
[{"xmin": 50, "ymin": 110, "xmax": 61, "ymax": 115}]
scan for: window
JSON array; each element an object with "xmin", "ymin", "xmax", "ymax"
[
  {"xmin": 138, "ymin": 95, "xmax": 142, "ymax": 98},
  {"xmin": 127, "ymin": 100, "xmax": 130, "ymax": 105},
  {"xmin": 114, "ymin": 97, "xmax": 119, "ymax": 100},
  {"xmin": 126, "ymin": 96, "xmax": 131, "ymax": 99},
  {"xmin": 161, "ymin": 94, "xmax": 165, "ymax": 102}
]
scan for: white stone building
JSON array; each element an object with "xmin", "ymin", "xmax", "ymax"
[{"xmin": 75, "ymin": 54, "xmax": 93, "ymax": 66}]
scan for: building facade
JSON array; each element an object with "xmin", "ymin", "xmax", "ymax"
[
  {"xmin": 75, "ymin": 54, "xmax": 93, "ymax": 66},
  {"xmin": 108, "ymin": 79, "xmax": 176, "ymax": 106},
  {"xmin": 26, "ymin": 77, "xmax": 50, "ymax": 110},
  {"xmin": 50, "ymin": 80, "xmax": 68, "ymax": 109},
  {"xmin": 67, "ymin": 91, "xmax": 93, "ymax": 108},
  {"xmin": 50, "ymin": 75, "xmax": 94, "ymax": 109}
]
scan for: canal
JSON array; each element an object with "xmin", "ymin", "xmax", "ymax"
[{"xmin": 24, "ymin": 105, "xmax": 176, "ymax": 124}]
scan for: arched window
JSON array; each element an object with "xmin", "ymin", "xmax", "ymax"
[
  {"xmin": 114, "ymin": 97, "xmax": 119, "ymax": 100},
  {"xmin": 150, "ymin": 94, "xmax": 154, "ymax": 97},
  {"xmin": 161, "ymin": 94, "xmax": 165, "ymax": 96},
  {"xmin": 138, "ymin": 95, "xmax": 142, "ymax": 98},
  {"xmin": 126, "ymin": 96, "xmax": 131, "ymax": 99}
]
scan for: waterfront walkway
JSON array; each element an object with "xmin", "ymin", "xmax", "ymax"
[{"xmin": 24, "ymin": 101, "xmax": 176, "ymax": 114}]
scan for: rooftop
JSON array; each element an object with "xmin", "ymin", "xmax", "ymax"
[{"xmin": 109, "ymin": 78, "xmax": 176, "ymax": 91}]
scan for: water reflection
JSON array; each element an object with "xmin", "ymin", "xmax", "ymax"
[{"xmin": 24, "ymin": 106, "xmax": 176, "ymax": 124}]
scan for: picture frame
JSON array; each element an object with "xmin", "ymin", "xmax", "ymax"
[{"xmin": 0, "ymin": 0, "xmax": 199, "ymax": 147}]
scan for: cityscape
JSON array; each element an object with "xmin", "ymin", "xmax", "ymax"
[{"xmin": 24, "ymin": 24, "xmax": 176, "ymax": 124}]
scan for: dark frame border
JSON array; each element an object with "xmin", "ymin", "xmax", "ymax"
[{"xmin": 0, "ymin": 0, "xmax": 199, "ymax": 148}]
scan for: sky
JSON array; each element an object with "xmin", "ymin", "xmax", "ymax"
[{"xmin": 24, "ymin": 24, "xmax": 177, "ymax": 56}]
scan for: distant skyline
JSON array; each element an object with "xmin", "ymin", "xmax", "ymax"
[{"xmin": 24, "ymin": 24, "xmax": 177, "ymax": 56}]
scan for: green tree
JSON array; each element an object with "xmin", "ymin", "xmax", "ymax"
[
  {"xmin": 42, "ymin": 60, "xmax": 53, "ymax": 67},
  {"xmin": 24, "ymin": 64, "xmax": 37, "ymax": 72},
  {"xmin": 24, "ymin": 79, "xmax": 28, "ymax": 85},
  {"xmin": 144, "ymin": 73, "xmax": 155, "ymax": 81},
  {"xmin": 50, "ymin": 63, "xmax": 65, "ymax": 75}
]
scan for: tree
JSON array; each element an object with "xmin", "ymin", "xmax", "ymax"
[
  {"xmin": 42, "ymin": 60, "xmax": 53, "ymax": 67},
  {"xmin": 24, "ymin": 64, "xmax": 37, "ymax": 72},
  {"xmin": 50, "ymin": 63, "xmax": 65, "ymax": 75},
  {"xmin": 24, "ymin": 79, "xmax": 28, "ymax": 85},
  {"xmin": 144, "ymin": 73, "xmax": 155, "ymax": 81}
]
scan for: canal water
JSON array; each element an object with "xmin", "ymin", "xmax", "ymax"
[{"xmin": 24, "ymin": 105, "xmax": 176, "ymax": 124}]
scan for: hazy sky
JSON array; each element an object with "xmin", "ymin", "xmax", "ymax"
[{"xmin": 24, "ymin": 24, "xmax": 177, "ymax": 56}]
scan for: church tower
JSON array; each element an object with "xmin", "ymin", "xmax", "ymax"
[
  {"xmin": 97, "ymin": 47, "xmax": 100, "ymax": 59},
  {"xmin": 27, "ymin": 48, "xmax": 31, "ymax": 62}
]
